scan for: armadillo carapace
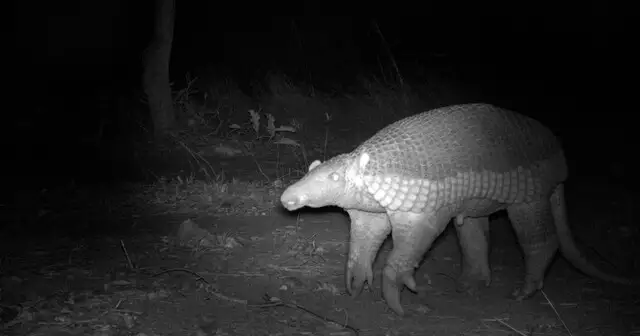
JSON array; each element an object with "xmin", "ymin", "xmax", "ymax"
[{"xmin": 280, "ymin": 103, "xmax": 631, "ymax": 316}]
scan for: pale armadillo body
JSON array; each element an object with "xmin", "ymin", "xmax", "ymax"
[{"xmin": 280, "ymin": 103, "xmax": 631, "ymax": 316}]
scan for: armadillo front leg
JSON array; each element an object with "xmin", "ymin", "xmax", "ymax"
[
  {"xmin": 507, "ymin": 199, "xmax": 559, "ymax": 299},
  {"xmin": 345, "ymin": 209, "xmax": 391, "ymax": 296},
  {"xmin": 382, "ymin": 211, "xmax": 450, "ymax": 316},
  {"xmin": 455, "ymin": 217, "xmax": 492, "ymax": 294}
]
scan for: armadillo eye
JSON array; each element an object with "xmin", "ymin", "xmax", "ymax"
[{"xmin": 329, "ymin": 172, "xmax": 341, "ymax": 182}]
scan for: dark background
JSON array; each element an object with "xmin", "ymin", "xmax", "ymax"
[{"xmin": 9, "ymin": 2, "xmax": 638, "ymax": 188}]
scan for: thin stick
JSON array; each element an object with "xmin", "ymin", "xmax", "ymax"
[
  {"xmin": 211, "ymin": 291, "xmax": 247, "ymax": 304},
  {"xmin": 151, "ymin": 268, "xmax": 209, "ymax": 283},
  {"xmin": 120, "ymin": 240, "xmax": 134, "ymax": 269},
  {"xmin": 249, "ymin": 294, "xmax": 360, "ymax": 335},
  {"xmin": 483, "ymin": 318, "xmax": 527, "ymax": 336},
  {"xmin": 371, "ymin": 20, "xmax": 404, "ymax": 87},
  {"xmin": 149, "ymin": 268, "xmax": 359, "ymax": 335},
  {"xmin": 541, "ymin": 290, "xmax": 573, "ymax": 336}
]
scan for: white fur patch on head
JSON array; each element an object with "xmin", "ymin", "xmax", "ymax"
[
  {"xmin": 358, "ymin": 153, "xmax": 370, "ymax": 170},
  {"xmin": 309, "ymin": 160, "xmax": 322, "ymax": 171},
  {"xmin": 345, "ymin": 152, "xmax": 370, "ymax": 188}
]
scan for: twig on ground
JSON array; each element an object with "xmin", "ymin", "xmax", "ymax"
[
  {"xmin": 251, "ymin": 155, "xmax": 270, "ymax": 182},
  {"xmin": 151, "ymin": 268, "xmax": 209, "ymax": 283},
  {"xmin": 482, "ymin": 318, "xmax": 528, "ymax": 336},
  {"xmin": 120, "ymin": 240, "xmax": 134, "ymax": 269},
  {"xmin": 248, "ymin": 294, "xmax": 360, "ymax": 336},
  {"xmin": 211, "ymin": 291, "xmax": 248, "ymax": 304},
  {"xmin": 541, "ymin": 290, "xmax": 573, "ymax": 336},
  {"xmin": 199, "ymin": 271, "xmax": 265, "ymax": 277},
  {"xmin": 175, "ymin": 140, "xmax": 218, "ymax": 182},
  {"xmin": 151, "ymin": 268, "xmax": 266, "ymax": 281},
  {"xmin": 150, "ymin": 268, "xmax": 358, "ymax": 334},
  {"xmin": 207, "ymin": 288, "xmax": 360, "ymax": 335}
]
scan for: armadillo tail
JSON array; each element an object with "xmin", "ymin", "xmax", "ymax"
[{"xmin": 551, "ymin": 184, "xmax": 635, "ymax": 285}]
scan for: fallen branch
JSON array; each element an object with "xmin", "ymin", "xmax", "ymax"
[
  {"xmin": 247, "ymin": 294, "xmax": 360, "ymax": 336},
  {"xmin": 149, "ymin": 268, "xmax": 360, "ymax": 335}
]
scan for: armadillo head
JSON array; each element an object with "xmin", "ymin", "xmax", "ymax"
[{"xmin": 280, "ymin": 153, "xmax": 369, "ymax": 211}]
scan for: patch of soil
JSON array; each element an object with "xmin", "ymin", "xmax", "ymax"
[{"xmin": 2, "ymin": 199, "xmax": 638, "ymax": 336}]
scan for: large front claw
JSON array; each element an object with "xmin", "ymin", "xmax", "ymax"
[
  {"xmin": 346, "ymin": 258, "xmax": 374, "ymax": 296},
  {"xmin": 382, "ymin": 264, "xmax": 417, "ymax": 316},
  {"xmin": 382, "ymin": 211, "xmax": 449, "ymax": 316},
  {"xmin": 509, "ymin": 275, "xmax": 544, "ymax": 301},
  {"xmin": 345, "ymin": 210, "xmax": 391, "ymax": 297}
]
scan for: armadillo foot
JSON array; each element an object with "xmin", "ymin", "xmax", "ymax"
[
  {"xmin": 456, "ymin": 272, "xmax": 491, "ymax": 296},
  {"xmin": 346, "ymin": 262, "xmax": 373, "ymax": 297},
  {"xmin": 509, "ymin": 278, "xmax": 544, "ymax": 301},
  {"xmin": 454, "ymin": 216, "xmax": 491, "ymax": 296},
  {"xmin": 382, "ymin": 264, "xmax": 417, "ymax": 316}
]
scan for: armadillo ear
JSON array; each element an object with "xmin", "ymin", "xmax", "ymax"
[{"xmin": 309, "ymin": 160, "xmax": 322, "ymax": 171}]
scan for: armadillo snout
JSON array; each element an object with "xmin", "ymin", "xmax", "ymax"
[{"xmin": 280, "ymin": 189, "xmax": 308, "ymax": 211}]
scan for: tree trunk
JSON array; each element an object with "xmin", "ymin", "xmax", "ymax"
[{"xmin": 142, "ymin": 0, "xmax": 175, "ymax": 137}]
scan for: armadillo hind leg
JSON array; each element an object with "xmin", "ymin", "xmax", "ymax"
[
  {"xmin": 455, "ymin": 217, "xmax": 492, "ymax": 295},
  {"xmin": 507, "ymin": 199, "xmax": 559, "ymax": 300},
  {"xmin": 345, "ymin": 209, "xmax": 391, "ymax": 297},
  {"xmin": 382, "ymin": 211, "xmax": 450, "ymax": 316}
]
